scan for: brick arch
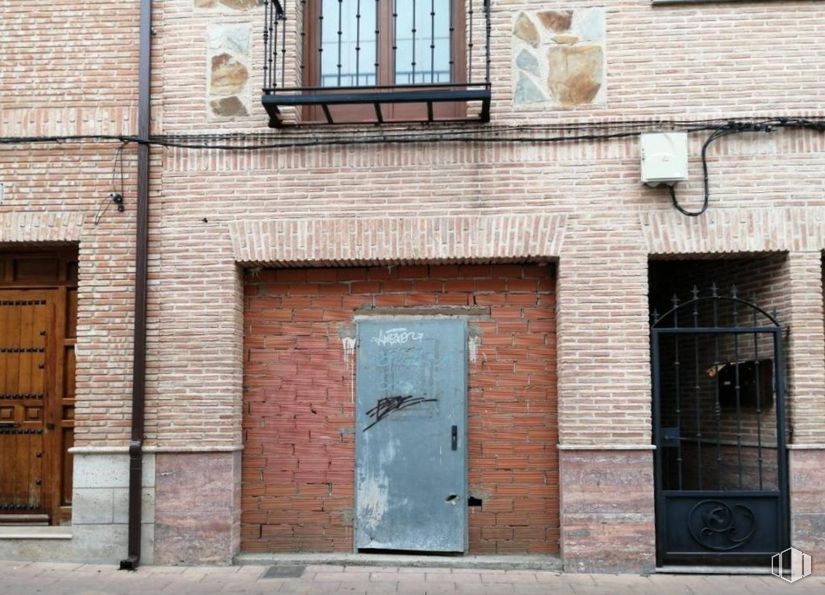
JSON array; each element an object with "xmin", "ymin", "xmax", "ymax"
[
  {"xmin": 228, "ymin": 214, "xmax": 567, "ymax": 267},
  {"xmin": 0, "ymin": 212, "xmax": 85, "ymax": 244},
  {"xmin": 640, "ymin": 207, "xmax": 825, "ymax": 256}
]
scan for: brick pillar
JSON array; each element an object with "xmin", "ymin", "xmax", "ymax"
[
  {"xmin": 149, "ymin": 252, "xmax": 244, "ymax": 564},
  {"xmin": 556, "ymin": 216, "xmax": 655, "ymax": 573},
  {"xmin": 783, "ymin": 251, "xmax": 825, "ymax": 562},
  {"xmin": 783, "ymin": 252, "xmax": 825, "ymax": 444}
]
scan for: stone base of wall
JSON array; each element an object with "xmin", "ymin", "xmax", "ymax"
[
  {"xmin": 790, "ymin": 448, "xmax": 825, "ymax": 563},
  {"xmin": 154, "ymin": 451, "xmax": 241, "ymax": 565},
  {"xmin": 0, "ymin": 452, "xmax": 155, "ymax": 564},
  {"xmin": 0, "ymin": 451, "xmax": 243, "ymax": 566},
  {"xmin": 559, "ymin": 449, "xmax": 655, "ymax": 573}
]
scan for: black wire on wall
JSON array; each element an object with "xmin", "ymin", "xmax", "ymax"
[
  {"xmin": 3, "ymin": 117, "xmax": 823, "ymax": 150},
  {"xmin": 1, "ymin": 117, "xmax": 824, "ymax": 216},
  {"xmin": 667, "ymin": 118, "xmax": 825, "ymax": 217}
]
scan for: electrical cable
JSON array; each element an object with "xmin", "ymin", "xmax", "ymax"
[
  {"xmin": 666, "ymin": 118, "xmax": 824, "ymax": 217},
  {"xmin": 2, "ymin": 117, "xmax": 822, "ymax": 151},
  {"xmin": 114, "ymin": 141, "xmax": 127, "ymax": 195},
  {"xmin": 94, "ymin": 141, "xmax": 129, "ymax": 224},
  {"xmin": 2, "ymin": 116, "xmax": 824, "ymax": 220},
  {"xmin": 668, "ymin": 126, "xmax": 736, "ymax": 217},
  {"xmin": 0, "ymin": 134, "xmax": 133, "ymax": 145}
]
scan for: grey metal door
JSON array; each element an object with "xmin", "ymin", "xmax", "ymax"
[{"xmin": 355, "ymin": 318, "xmax": 467, "ymax": 553}]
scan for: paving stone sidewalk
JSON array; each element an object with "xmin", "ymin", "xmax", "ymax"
[{"xmin": 1, "ymin": 561, "xmax": 823, "ymax": 594}]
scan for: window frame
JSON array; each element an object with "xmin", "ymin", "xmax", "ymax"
[{"xmin": 302, "ymin": 0, "xmax": 467, "ymax": 90}]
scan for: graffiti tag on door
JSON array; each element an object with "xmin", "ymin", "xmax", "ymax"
[
  {"xmin": 370, "ymin": 328, "xmax": 424, "ymax": 346},
  {"xmin": 363, "ymin": 395, "xmax": 438, "ymax": 431}
]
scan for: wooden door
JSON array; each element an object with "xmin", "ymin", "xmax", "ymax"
[
  {"xmin": 0, "ymin": 251, "xmax": 77, "ymax": 525},
  {"xmin": 0, "ymin": 293, "xmax": 51, "ymax": 518}
]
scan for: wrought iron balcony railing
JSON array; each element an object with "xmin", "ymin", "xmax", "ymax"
[{"xmin": 262, "ymin": 0, "xmax": 491, "ymax": 126}]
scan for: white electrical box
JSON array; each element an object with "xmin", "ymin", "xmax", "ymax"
[{"xmin": 640, "ymin": 132, "xmax": 689, "ymax": 186}]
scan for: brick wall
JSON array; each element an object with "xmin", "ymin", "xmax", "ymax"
[
  {"xmin": 156, "ymin": 0, "xmax": 825, "ymax": 130},
  {"xmin": 0, "ymin": 143, "xmax": 141, "ymax": 446},
  {"xmin": 1, "ymin": 0, "xmax": 823, "ymax": 452},
  {"xmin": 149, "ymin": 131, "xmax": 825, "ymax": 450},
  {"xmin": 4, "ymin": 0, "xmax": 825, "ymax": 569},
  {"xmin": 0, "ymin": 2, "xmax": 139, "ymax": 108},
  {"xmin": 1, "ymin": 0, "xmax": 143, "ymax": 448},
  {"xmin": 241, "ymin": 264, "xmax": 559, "ymax": 554}
]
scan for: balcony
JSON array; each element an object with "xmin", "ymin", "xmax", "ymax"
[{"xmin": 262, "ymin": 0, "xmax": 492, "ymax": 127}]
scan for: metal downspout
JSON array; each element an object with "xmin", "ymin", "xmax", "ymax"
[{"xmin": 120, "ymin": 0, "xmax": 152, "ymax": 571}]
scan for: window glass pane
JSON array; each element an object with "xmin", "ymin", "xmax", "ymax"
[
  {"xmin": 395, "ymin": 0, "xmax": 451, "ymax": 84},
  {"xmin": 321, "ymin": 0, "xmax": 377, "ymax": 87}
]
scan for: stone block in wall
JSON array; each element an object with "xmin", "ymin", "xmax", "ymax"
[
  {"xmin": 113, "ymin": 487, "xmax": 156, "ymax": 525},
  {"xmin": 0, "ymin": 525, "xmax": 151, "ymax": 565},
  {"xmin": 154, "ymin": 452, "xmax": 241, "ymax": 565},
  {"xmin": 22, "ymin": 453, "xmax": 154, "ymax": 564},
  {"xmin": 69, "ymin": 453, "xmax": 156, "ymax": 563},
  {"xmin": 73, "ymin": 454, "xmax": 129, "ymax": 489},
  {"xmin": 0, "ymin": 534, "xmax": 74, "ymax": 563},
  {"xmin": 790, "ymin": 449, "xmax": 825, "ymax": 563},
  {"xmin": 72, "ymin": 452, "xmax": 155, "ymax": 489},
  {"xmin": 72, "ymin": 489, "xmax": 115, "ymax": 524},
  {"xmin": 70, "ymin": 523, "xmax": 155, "ymax": 565},
  {"xmin": 512, "ymin": 8, "xmax": 606, "ymax": 108},
  {"xmin": 207, "ymin": 24, "xmax": 252, "ymax": 119},
  {"xmin": 560, "ymin": 449, "xmax": 655, "ymax": 573}
]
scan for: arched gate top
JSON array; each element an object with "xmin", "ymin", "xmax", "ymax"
[{"xmin": 651, "ymin": 284, "xmax": 781, "ymax": 329}]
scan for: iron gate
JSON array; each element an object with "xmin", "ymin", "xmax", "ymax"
[{"xmin": 651, "ymin": 286, "xmax": 789, "ymax": 566}]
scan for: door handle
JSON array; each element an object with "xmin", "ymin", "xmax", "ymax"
[
  {"xmin": 661, "ymin": 426, "xmax": 680, "ymax": 448},
  {"xmin": 451, "ymin": 425, "xmax": 458, "ymax": 451}
]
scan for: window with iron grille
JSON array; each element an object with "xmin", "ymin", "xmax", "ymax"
[
  {"xmin": 305, "ymin": 0, "xmax": 463, "ymax": 88},
  {"xmin": 262, "ymin": 0, "xmax": 491, "ymax": 126}
]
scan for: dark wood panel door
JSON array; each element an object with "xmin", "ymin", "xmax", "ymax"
[{"xmin": 0, "ymin": 293, "xmax": 51, "ymax": 515}]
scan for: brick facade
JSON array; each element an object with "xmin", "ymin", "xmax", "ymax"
[
  {"xmin": 241, "ymin": 265, "xmax": 559, "ymax": 555},
  {"xmin": 2, "ymin": 0, "xmax": 825, "ymax": 573}
]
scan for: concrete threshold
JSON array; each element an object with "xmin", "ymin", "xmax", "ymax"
[
  {"xmin": 236, "ymin": 552, "xmax": 563, "ymax": 571},
  {"xmin": 657, "ymin": 565, "xmax": 771, "ymax": 575},
  {"xmin": 0, "ymin": 526, "xmax": 72, "ymax": 540}
]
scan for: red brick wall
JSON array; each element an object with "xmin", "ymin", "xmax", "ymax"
[{"xmin": 241, "ymin": 263, "xmax": 558, "ymax": 554}]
